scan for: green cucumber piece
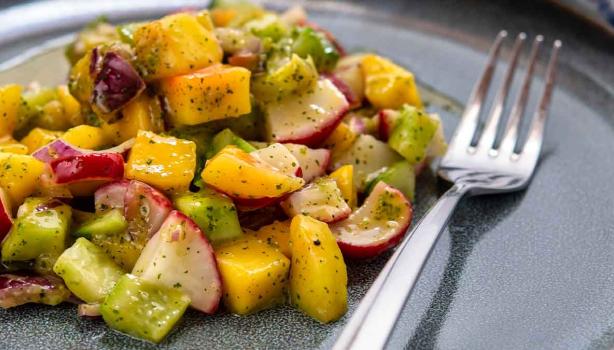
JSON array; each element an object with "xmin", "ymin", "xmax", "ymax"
[
  {"xmin": 117, "ymin": 22, "xmax": 144, "ymax": 45},
  {"xmin": 53, "ymin": 238, "xmax": 124, "ymax": 303},
  {"xmin": 331, "ymin": 134, "xmax": 403, "ymax": 192},
  {"xmin": 173, "ymin": 188, "xmax": 242, "ymax": 243},
  {"xmin": 253, "ymin": 54, "xmax": 318, "ymax": 103},
  {"xmin": 244, "ymin": 13, "xmax": 288, "ymax": 41},
  {"xmin": 364, "ymin": 161, "xmax": 415, "ymax": 201},
  {"xmin": 101, "ymin": 274, "xmax": 190, "ymax": 343},
  {"xmin": 207, "ymin": 128, "xmax": 256, "ymax": 159},
  {"xmin": 291, "ymin": 27, "xmax": 339, "ymax": 72},
  {"xmin": 388, "ymin": 105, "xmax": 439, "ymax": 165},
  {"xmin": 1, "ymin": 198, "xmax": 71, "ymax": 273},
  {"xmin": 72, "ymin": 209, "xmax": 127, "ymax": 239}
]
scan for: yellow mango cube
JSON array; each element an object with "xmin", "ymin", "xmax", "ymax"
[
  {"xmin": 361, "ymin": 54, "xmax": 422, "ymax": 109},
  {"xmin": 201, "ymin": 146, "xmax": 304, "ymax": 199},
  {"xmin": 61, "ymin": 125, "xmax": 109, "ymax": 150},
  {"xmin": 102, "ymin": 94, "xmax": 163, "ymax": 144},
  {"xmin": 215, "ymin": 236, "xmax": 290, "ymax": 315},
  {"xmin": 249, "ymin": 220, "xmax": 292, "ymax": 258},
  {"xmin": 56, "ymin": 85, "xmax": 84, "ymax": 127},
  {"xmin": 290, "ymin": 215, "xmax": 347, "ymax": 323},
  {"xmin": 0, "ymin": 153, "xmax": 45, "ymax": 206},
  {"xmin": 0, "ymin": 137, "xmax": 28, "ymax": 155},
  {"xmin": 126, "ymin": 130, "xmax": 196, "ymax": 193},
  {"xmin": 0, "ymin": 84, "xmax": 22, "ymax": 137},
  {"xmin": 161, "ymin": 64, "xmax": 251, "ymax": 126},
  {"xmin": 134, "ymin": 13, "xmax": 223, "ymax": 80},
  {"xmin": 322, "ymin": 122, "xmax": 357, "ymax": 156},
  {"xmin": 329, "ymin": 165, "xmax": 356, "ymax": 208},
  {"xmin": 20, "ymin": 128, "xmax": 63, "ymax": 153}
]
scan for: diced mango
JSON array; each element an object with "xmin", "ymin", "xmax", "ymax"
[
  {"xmin": 56, "ymin": 85, "xmax": 84, "ymax": 127},
  {"xmin": 133, "ymin": 13, "xmax": 223, "ymax": 80},
  {"xmin": 249, "ymin": 220, "xmax": 291, "ymax": 258},
  {"xmin": 215, "ymin": 236, "xmax": 290, "ymax": 315},
  {"xmin": 68, "ymin": 50, "xmax": 95, "ymax": 104},
  {"xmin": 0, "ymin": 137, "xmax": 28, "ymax": 155},
  {"xmin": 0, "ymin": 153, "xmax": 45, "ymax": 206},
  {"xmin": 126, "ymin": 130, "xmax": 196, "ymax": 193},
  {"xmin": 161, "ymin": 64, "xmax": 251, "ymax": 126},
  {"xmin": 322, "ymin": 122, "xmax": 357, "ymax": 156},
  {"xmin": 361, "ymin": 54, "xmax": 422, "ymax": 109},
  {"xmin": 20, "ymin": 128, "xmax": 63, "ymax": 153},
  {"xmin": 61, "ymin": 125, "xmax": 109, "ymax": 150},
  {"xmin": 201, "ymin": 146, "xmax": 304, "ymax": 199},
  {"xmin": 102, "ymin": 94, "xmax": 164, "ymax": 144},
  {"xmin": 211, "ymin": 8, "xmax": 237, "ymax": 27},
  {"xmin": 0, "ymin": 84, "xmax": 22, "ymax": 137},
  {"xmin": 329, "ymin": 165, "xmax": 357, "ymax": 208},
  {"xmin": 289, "ymin": 215, "xmax": 347, "ymax": 323}
]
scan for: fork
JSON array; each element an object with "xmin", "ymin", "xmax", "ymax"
[{"xmin": 332, "ymin": 31, "xmax": 562, "ymax": 350}]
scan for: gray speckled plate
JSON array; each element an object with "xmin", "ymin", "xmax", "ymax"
[{"xmin": 0, "ymin": 1, "xmax": 613, "ymax": 349}]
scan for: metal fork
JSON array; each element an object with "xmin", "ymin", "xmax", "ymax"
[{"xmin": 333, "ymin": 31, "xmax": 562, "ymax": 350}]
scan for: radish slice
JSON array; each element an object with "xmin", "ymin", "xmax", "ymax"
[
  {"xmin": 377, "ymin": 109, "xmax": 401, "ymax": 141},
  {"xmin": 281, "ymin": 177, "xmax": 350, "ymax": 223},
  {"xmin": 95, "ymin": 180, "xmax": 130, "ymax": 213},
  {"xmin": 132, "ymin": 211, "xmax": 222, "ymax": 314},
  {"xmin": 283, "ymin": 144, "xmax": 330, "ymax": 183},
  {"xmin": 332, "ymin": 182, "xmax": 412, "ymax": 258},
  {"xmin": 124, "ymin": 180, "xmax": 173, "ymax": 239},
  {"xmin": 51, "ymin": 153, "xmax": 125, "ymax": 184},
  {"xmin": 251, "ymin": 143, "xmax": 302, "ymax": 177},
  {"xmin": 265, "ymin": 79, "xmax": 349, "ymax": 147}
]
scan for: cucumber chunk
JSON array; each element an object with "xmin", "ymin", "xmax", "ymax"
[
  {"xmin": 72, "ymin": 209, "xmax": 127, "ymax": 239},
  {"xmin": 53, "ymin": 238, "xmax": 124, "ymax": 303},
  {"xmin": 291, "ymin": 27, "xmax": 339, "ymax": 72},
  {"xmin": 173, "ymin": 188, "xmax": 242, "ymax": 243},
  {"xmin": 388, "ymin": 105, "xmax": 439, "ymax": 165},
  {"xmin": 101, "ymin": 274, "xmax": 190, "ymax": 344},
  {"xmin": 364, "ymin": 161, "xmax": 416, "ymax": 201},
  {"xmin": 207, "ymin": 128, "xmax": 256, "ymax": 159},
  {"xmin": 1, "ymin": 198, "xmax": 71, "ymax": 273}
]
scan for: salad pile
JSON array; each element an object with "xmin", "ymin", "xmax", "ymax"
[{"xmin": 0, "ymin": 0, "xmax": 447, "ymax": 343}]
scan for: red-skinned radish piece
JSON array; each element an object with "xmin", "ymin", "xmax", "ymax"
[
  {"xmin": 251, "ymin": 143, "xmax": 302, "ymax": 177},
  {"xmin": 51, "ymin": 153, "xmax": 125, "ymax": 185},
  {"xmin": 0, "ymin": 188, "xmax": 12, "ymax": 242},
  {"xmin": 333, "ymin": 54, "xmax": 365, "ymax": 108},
  {"xmin": 132, "ymin": 210, "xmax": 222, "ymax": 314},
  {"xmin": 283, "ymin": 144, "xmax": 330, "ymax": 183},
  {"xmin": 94, "ymin": 180, "xmax": 130, "ymax": 212},
  {"xmin": 124, "ymin": 180, "xmax": 173, "ymax": 239},
  {"xmin": 322, "ymin": 73, "xmax": 357, "ymax": 108},
  {"xmin": 331, "ymin": 182, "xmax": 412, "ymax": 259},
  {"xmin": 377, "ymin": 109, "xmax": 401, "ymax": 141},
  {"xmin": 281, "ymin": 177, "xmax": 350, "ymax": 223},
  {"xmin": 264, "ymin": 79, "xmax": 349, "ymax": 147}
]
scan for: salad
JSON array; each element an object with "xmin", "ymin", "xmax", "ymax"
[{"xmin": 0, "ymin": 0, "xmax": 447, "ymax": 344}]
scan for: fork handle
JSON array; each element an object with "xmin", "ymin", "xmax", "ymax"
[{"xmin": 333, "ymin": 183, "xmax": 469, "ymax": 350}]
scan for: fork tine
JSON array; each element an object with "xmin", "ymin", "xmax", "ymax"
[
  {"xmin": 499, "ymin": 35, "xmax": 544, "ymax": 154},
  {"xmin": 448, "ymin": 30, "xmax": 507, "ymax": 150},
  {"xmin": 477, "ymin": 33, "xmax": 526, "ymax": 152},
  {"xmin": 520, "ymin": 40, "xmax": 561, "ymax": 164}
]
